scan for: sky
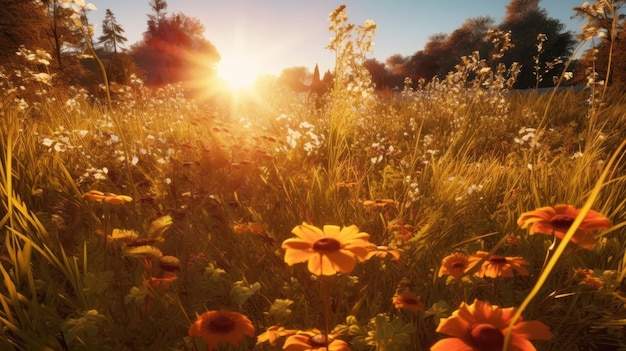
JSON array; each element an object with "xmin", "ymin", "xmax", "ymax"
[{"xmin": 88, "ymin": 0, "xmax": 589, "ymax": 79}]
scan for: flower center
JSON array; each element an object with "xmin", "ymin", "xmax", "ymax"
[
  {"xmin": 309, "ymin": 333, "xmax": 331, "ymax": 347},
  {"xmin": 207, "ymin": 314, "xmax": 235, "ymax": 333},
  {"xmin": 469, "ymin": 323, "xmax": 504, "ymax": 351},
  {"xmin": 313, "ymin": 238, "xmax": 341, "ymax": 251},
  {"xmin": 452, "ymin": 261, "xmax": 466, "ymax": 268},
  {"xmin": 488, "ymin": 255, "xmax": 508, "ymax": 264},
  {"xmin": 403, "ymin": 297, "xmax": 419, "ymax": 305},
  {"xmin": 549, "ymin": 215, "xmax": 575, "ymax": 230}
]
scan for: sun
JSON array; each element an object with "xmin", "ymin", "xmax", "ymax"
[{"xmin": 217, "ymin": 53, "xmax": 262, "ymax": 91}]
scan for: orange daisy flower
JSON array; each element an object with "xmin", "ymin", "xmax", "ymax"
[
  {"xmin": 392, "ymin": 291, "xmax": 425, "ymax": 313},
  {"xmin": 438, "ymin": 252, "xmax": 470, "ymax": 279},
  {"xmin": 189, "ymin": 310, "xmax": 255, "ymax": 351},
  {"xmin": 432, "ymin": 299, "xmax": 553, "ymax": 351},
  {"xmin": 468, "ymin": 251, "xmax": 530, "ymax": 278},
  {"xmin": 281, "ymin": 223, "xmax": 371, "ymax": 276},
  {"xmin": 517, "ymin": 204, "xmax": 611, "ymax": 248},
  {"xmin": 283, "ymin": 329, "xmax": 349, "ymax": 351},
  {"xmin": 256, "ymin": 326, "xmax": 297, "ymax": 346}
]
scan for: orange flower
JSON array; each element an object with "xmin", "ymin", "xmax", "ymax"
[
  {"xmin": 388, "ymin": 222, "xmax": 414, "ymax": 241},
  {"xmin": 517, "ymin": 204, "xmax": 611, "ymax": 248},
  {"xmin": 256, "ymin": 326, "xmax": 297, "ymax": 346},
  {"xmin": 233, "ymin": 222, "xmax": 265, "ymax": 235},
  {"xmin": 281, "ymin": 223, "xmax": 371, "ymax": 276},
  {"xmin": 438, "ymin": 252, "xmax": 470, "ymax": 279},
  {"xmin": 392, "ymin": 291, "xmax": 424, "ymax": 313},
  {"xmin": 143, "ymin": 271, "xmax": 178, "ymax": 313},
  {"xmin": 365, "ymin": 245, "xmax": 401, "ymax": 260},
  {"xmin": 82, "ymin": 190, "xmax": 133, "ymax": 205},
  {"xmin": 189, "ymin": 310, "xmax": 255, "ymax": 351},
  {"xmin": 468, "ymin": 251, "xmax": 530, "ymax": 278},
  {"xmin": 283, "ymin": 330, "xmax": 349, "ymax": 351},
  {"xmin": 362, "ymin": 199, "xmax": 396, "ymax": 210},
  {"xmin": 432, "ymin": 299, "xmax": 553, "ymax": 351},
  {"xmin": 573, "ymin": 268, "xmax": 603, "ymax": 289}
]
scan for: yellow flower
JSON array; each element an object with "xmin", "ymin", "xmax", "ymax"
[
  {"xmin": 282, "ymin": 223, "xmax": 371, "ymax": 276},
  {"xmin": 432, "ymin": 299, "xmax": 553, "ymax": 351},
  {"xmin": 517, "ymin": 204, "xmax": 611, "ymax": 248},
  {"xmin": 438, "ymin": 252, "xmax": 470, "ymax": 279},
  {"xmin": 256, "ymin": 326, "xmax": 297, "ymax": 346},
  {"xmin": 468, "ymin": 251, "xmax": 530, "ymax": 278},
  {"xmin": 189, "ymin": 310, "xmax": 255, "ymax": 351},
  {"xmin": 283, "ymin": 329, "xmax": 349, "ymax": 351},
  {"xmin": 392, "ymin": 291, "xmax": 424, "ymax": 313}
]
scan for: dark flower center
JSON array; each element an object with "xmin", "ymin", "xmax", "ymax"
[
  {"xmin": 207, "ymin": 314, "xmax": 235, "ymax": 333},
  {"xmin": 309, "ymin": 333, "xmax": 331, "ymax": 347},
  {"xmin": 313, "ymin": 238, "xmax": 341, "ymax": 251},
  {"xmin": 403, "ymin": 297, "xmax": 419, "ymax": 305},
  {"xmin": 549, "ymin": 215, "xmax": 575, "ymax": 230},
  {"xmin": 488, "ymin": 255, "xmax": 508, "ymax": 264},
  {"xmin": 469, "ymin": 323, "xmax": 504, "ymax": 351},
  {"xmin": 452, "ymin": 261, "xmax": 466, "ymax": 268}
]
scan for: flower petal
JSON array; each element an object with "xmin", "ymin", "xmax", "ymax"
[
  {"xmin": 307, "ymin": 253, "xmax": 336, "ymax": 276},
  {"xmin": 284, "ymin": 248, "xmax": 315, "ymax": 266},
  {"xmin": 512, "ymin": 320, "xmax": 554, "ymax": 340},
  {"xmin": 326, "ymin": 250, "xmax": 357, "ymax": 274},
  {"xmin": 430, "ymin": 337, "xmax": 474, "ymax": 351},
  {"xmin": 292, "ymin": 223, "xmax": 324, "ymax": 242},
  {"xmin": 322, "ymin": 224, "xmax": 342, "ymax": 238},
  {"xmin": 436, "ymin": 315, "xmax": 471, "ymax": 338},
  {"xmin": 281, "ymin": 238, "xmax": 312, "ymax": 250}
]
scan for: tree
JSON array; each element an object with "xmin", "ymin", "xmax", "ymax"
[
  {"xmin": 310, "ymin": 63, "xmax": 326, "ymax": 96},
  {"xmin": 96, "ymin": 9, "xmax": 129, "ymax": 84},
  {"xmin": 404, "ymin": 33, "xmax": 448, "ymax": 81},
  {"xmin": 98, "ymin": 9, "xmax": 127, "ymax": 54},
  {"xmin": 498, "ymin": 0, "xmax": 576, "ymax": 88},
  {"xmin": 402, "ymin": 16, "xmax": 495, "ymax": 83},
  {"xmin": 572, "ymin": 1, "xmax": 626, "ymax": 86},
  {"xmin": 277, "ymin": 66, "xmax": 310, "ymax": 92},
  {"xmin": 132, "ymin": 0, "xmax": 220, "ymax": 86},
  {"xmin": 363, "ymin": 58, "xmax": 389, "ymax": 89}
]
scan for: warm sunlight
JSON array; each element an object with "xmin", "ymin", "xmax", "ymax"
[{"xmin": 217, "ymin": 53, "xmax": 263, "ymax": 91}]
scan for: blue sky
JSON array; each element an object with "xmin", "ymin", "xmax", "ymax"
[{"xmin": 88, "ymin": 0, "xmax": 588, "ymax": 76}]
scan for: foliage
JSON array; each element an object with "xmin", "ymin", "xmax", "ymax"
[{"xmin": 131, "ymin": 0, "xmax": 220, "ymax": 86}]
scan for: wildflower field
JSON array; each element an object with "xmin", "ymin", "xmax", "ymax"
[{"xmin": 2, "ymin": 3, "xmax": 626, "ymax": 351}]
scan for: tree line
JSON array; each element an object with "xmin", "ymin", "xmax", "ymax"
[
  {"xmin": 1, "ymin": 0, "xmax": 624, "ymax": 95},
  {"xmin": 364, "ymin": 0, "xmax": 626, "ymax": 91}
]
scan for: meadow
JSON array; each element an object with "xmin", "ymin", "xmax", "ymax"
[{"xmin": 2, "ymin": 3, "xmax": 626, "ymax": 351}]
